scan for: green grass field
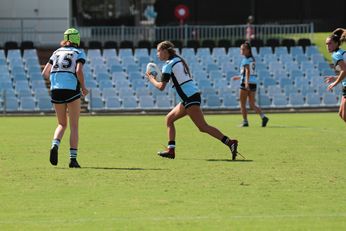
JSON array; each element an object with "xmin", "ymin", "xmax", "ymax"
[{"xmin": 0, "ymin": 113, "xmax": 346, "ymax": 230}]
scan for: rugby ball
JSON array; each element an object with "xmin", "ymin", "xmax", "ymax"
[{"xmin": 146, "ymin": 62, "xmax": 162, "ymax": 81}]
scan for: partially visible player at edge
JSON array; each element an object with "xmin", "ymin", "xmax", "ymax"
[
  {"xmin": 42, "ymin": 28, "xmax": 89, "ymax": 167},
  {"xmin": 145, "ymin": 40, "xmax": 241, "ymax": 160},
  {"xmin": 324, "ymin": 28, "xmax": 346, "ymax": 122},
  {"xmin": 233, "ymin": 42, "xmax": 269, "ymax": 127}
]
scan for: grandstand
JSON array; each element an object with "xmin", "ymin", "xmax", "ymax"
[{"xmin": 0, "ymin": 41, "xmax": 340, "ymax": 114}]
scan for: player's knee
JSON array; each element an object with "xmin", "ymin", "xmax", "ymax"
[
  {"xmin": 165, "ymin": 115, "xmax": 174, "ymax": 126},
  {"xmin": 58, "ymin": 123, "xmax": 67, "ymax": 130},
  {"xmin": 197, "ymin": 124, "xmax": 208, "ymax": 133}
]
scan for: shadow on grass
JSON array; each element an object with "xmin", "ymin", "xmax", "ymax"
[
  {"xmin": 58, "ymin": 167, "xmax": 166, "ymax": 171},
  {"xmin": 206, "ymin": 159, "xmax": 253, "ymax": 162}
]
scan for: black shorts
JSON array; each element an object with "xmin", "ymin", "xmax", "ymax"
[
  {"xmin": 51, "ymin": 89, "xmax": 81, "ymax": 104},
  {"xmin": 240, "ymin": 83, "xmax": 257, "ymax": 92},
  {"xmin": 182, "ymin": 93, "xmax": 201, "ymax": 109}
]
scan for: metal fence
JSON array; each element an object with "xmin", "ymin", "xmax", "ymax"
[
  {"xmin": 78, "ymin": 23, "xmax": 314, "ymax": 46},
  {"xmin": 0, "ymin": 17, "xmax": 69, "ymax": 46},
  {"xmin": 0, "ymin": 18, "xmax": 313, "ymax": 47}
]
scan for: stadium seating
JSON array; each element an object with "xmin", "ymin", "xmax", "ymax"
[{"xmin": 0, "ymin": 41, "xmax": 339, "ymax": 113}]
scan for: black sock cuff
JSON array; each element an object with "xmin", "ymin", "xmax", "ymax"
[
  {"xmin": 70, "ymin": 148, "xmax": 78, "ymax": 151},
  {"xmin": 168, "ymin": 141, "xmax": 175, "ymax": 145},
  {"xmin": 221, "ymin": 136, "xmax": 230, "ymax": 144}
]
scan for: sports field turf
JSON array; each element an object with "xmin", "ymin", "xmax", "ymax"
[{"xmin": 0, "ymin": 113, "xmax": 345, "ymax": 230}]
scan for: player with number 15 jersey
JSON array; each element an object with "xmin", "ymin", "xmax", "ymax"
[{"xmin": 49, "ymin": 46, "xmax": 86, "ymax": 103}]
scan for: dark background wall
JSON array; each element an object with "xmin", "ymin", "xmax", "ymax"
[
  {"xmin": 72, "ymin": 0, "xmax": 346, "ymax": 31},
  {"xmin": 154, "ymin": 0, "xmax": 346, "ymax": 31}
]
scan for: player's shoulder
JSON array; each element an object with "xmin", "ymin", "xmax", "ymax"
[{"xmin": 332, "ymin": 49, "xmax": 345, "ymax": 61}]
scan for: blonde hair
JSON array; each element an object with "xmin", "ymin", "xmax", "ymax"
[
  {"xmin": 157, "ymin": 40, "xmax": 191, "ymax": 77},
  {"xmin": 60, "ymin": 40, "xmax": 78, "ymax": 47}
]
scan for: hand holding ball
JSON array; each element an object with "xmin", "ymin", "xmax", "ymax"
[{"xmin": 146, "ymin": 62, "xmax": 162, "ymax": 81}]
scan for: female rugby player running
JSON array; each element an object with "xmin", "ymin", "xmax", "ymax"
[
  {"xmin": 324, "ymin": 28, "xmax": 346, "ymax": 122},
  {"xmin": 42, "ymin": 28, "xmax": 89, "ymax": 168},
  {"xmin": 146, "ymin": 40, "xmax": 241, "ymax": 160}
]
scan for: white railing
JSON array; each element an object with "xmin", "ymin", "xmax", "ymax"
[
  {"xmin": 78, "ymin": 23, "xmax": 314, "ymax": 45},
  {"xmin": 0, "ymin": 18, "xmax": 313, "ymax": 47}
]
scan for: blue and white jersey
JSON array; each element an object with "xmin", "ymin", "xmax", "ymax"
[
  {"xmin": 331, "ymin": 48, "xmax": 346, "ymax": 87},
  {"xmin": 240, "ymin": 56, "xmax": 257, "ymax": 84},
  {"xmin": 161, "ymin": 55, "xmax": 200, "ymax": 101},
  {"xmin": 49, "ymin": 46, "xmax": 86, "ymax": 90}
]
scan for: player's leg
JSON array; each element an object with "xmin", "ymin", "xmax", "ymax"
[
  {"xmin": 239, "ymin": 89, "xmax": 249, "ymax": 126},
  {"xmin": 50, "ymin": 103, "xmax": 68, "ymax": 166},
  {"xmin": 66, "ymin": 99, "xmax": 81, "ymax": 168},
  {"xmin": 338, "ymin": 97, "xmax": 346, "ymax": 122},
  {"xmin": 186, "ymin": 105, "xmax": 239, "ymax": 160},
  {"xmin": 248, "ymin": 90, "xmax": 269, "ymax": 127},
  {"xmin": 158, "ymin": 103, "xmax": 187, "ymax": 159}
]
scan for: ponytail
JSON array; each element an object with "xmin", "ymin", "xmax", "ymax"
[
  {"xmin": 332, "ymin": 28, "xmax": 346, "ymax": 44},
  {"xmin": 157, "ymin": 40, "xmax": 192, "ymax": 77}
]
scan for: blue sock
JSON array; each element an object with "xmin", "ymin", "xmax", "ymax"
[
  {"xmin": 70, "ymin": 148, "xmax": 78, "ymax": 159},
  {"xmin": 51, "ymin": 139, "xmax": 60, "ymax": 148}
]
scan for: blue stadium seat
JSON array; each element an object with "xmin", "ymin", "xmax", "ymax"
[
  {"xmin": 275, "ymin": 46, "xmax": 289, "ymax": 56},
  {"xmin": 222, "ymin": 95, "xmax": 238, "ymax": 108},
  {"xmin": 156, "ymin": 95, "xmax": 172, "ymax": 109},
  {"xmin": 196, "ymin": 47, "xmax": 211, "ymax": 57},
  {"xmin": 288, "ymin": 93, "xmax": 305, "ymax": 107},
  {"xmin": 98, "ymin": 79, "xmax": 114, "ymax": 90},
  {"xmin": 205, "ymin": 95, "xmax": 222, "ymax": 108},
  {"xmin": 181, "ymin": 48, "xmax": 195, "ymax": 57},
  {"xmin": 122, "ymin": 96, "xmax": 138, "ymax": 109},
  {"xmin": 259, "ymin": 95, "xmax": 272, "ymax": 107},
  {"xmin": 4, "ymin": 97, "xmax": 19, "ymax": 111},
  {"xmin": 259, "ymin": 46, "xmax": 273, "ymax": 56},
  {"xmin": 19, "ymin": 97, "xmax": 36, "ymax": 111},
  {"xmin": 271, "ymin": 95, "xmax": 288, "ymax": 107},
  {"xmin": 117, "ymin": 87, "xmax": 135, "ymax": 98},
  {"xmin": 102, "ymin": 88, "xmax": 118, "ymax": 100},
  {"xmin": 87, "ymin": 49, "xmax": 102, "ymax": 59},
  {"xmin": 322, "ymin": 93, "xmax": 338, "ymax": 106},
  {"xmin": 305, "ymin": 94, "xmax": 321, "ymax": 106},
  {"xmin": 88, "ymin": 96, "xmax": 105, "ymax": 111},
  {"xmin": 135, "ymin": 87, "xmax": 151, "ymax": 97},
  {"xmin": 105, "ymin": 97, "xmax": 122, "ymax": 110},
  {"xmin": 134, "ymin": 48, "xmax": 150, "ymax": 57},
  {"xmin": 290, "ymin": 46, "xmax": 304, "ymax": 57},
  {"xmin": 37, "ymin": 97, "xmax": 53, "ymax": 111},
  {"xmin": 305, "ymin": 46, "xmax": 320, "ymax": 56},
  {"xmin": 103, "ymin": 49, "xmax": 117, "ymax": 58},
  {"xmin": 206, "ymin": 63, "xmax": 219, "ymax": 72},
  {"xmin": 212, "ymin": 47, "xmax": 226, "ymax": 57},
  {"xmin": 139, "ymin": 95, "xmax": 155, "ymax": 109},
  {"xmin": 118, "ymin": 48, "xmax": 133, "ymax": 58}
]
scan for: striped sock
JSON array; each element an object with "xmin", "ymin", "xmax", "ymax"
[
  {"xmin": 221, "ymin": 136, "xmax": 231, "ymax": 146},
  {"xmin": 51, "ymin": 139, "xmax": 60, "ymax": 148},
  {"xmin": 70, "ymin": 148, "xmax": 78, "ymax": 159},
  {"xmin": 168, "ymin": 141, "xmax": 175, "ymax": 149}
]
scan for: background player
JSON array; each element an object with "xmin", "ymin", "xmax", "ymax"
[
  {"xmin": 233, "ymin": 42, "xmax": 269, "ymax": 127},
  {"xmin": 42, "ymin": 28, "xmax": 89, "ymax": 168}
]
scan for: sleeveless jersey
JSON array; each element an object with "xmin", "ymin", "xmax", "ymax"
[{"xmin": 49, "ymin": 46, "xmax": 86, "ymax": 90}]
